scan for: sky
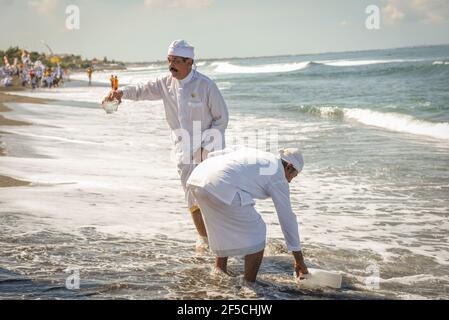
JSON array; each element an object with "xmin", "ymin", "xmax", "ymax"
[{"xmin": 1, "ymin": 0, "xmax": 448, "ymax": 62}]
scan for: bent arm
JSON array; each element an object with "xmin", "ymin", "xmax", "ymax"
[
  {"xmin": 202, "ymin": 82, "xmax": 229, "ymax": 152},
  {"xmin": 267, "ymin": 181, "xmax": 302, "ymax": 252}
]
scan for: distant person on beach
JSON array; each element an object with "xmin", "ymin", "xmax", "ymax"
[
  {"xmin": 110, "ymin": 75, "xmax": 115, "ymax": 89},
  {"xmin": 102, "ymin": 40, "xmax": 229, "ymax": 251},
  {"xmin": 20, "ymin": 67, "xmax": 28, "ymax": 87},
  {"xmin": 113, "ymin": 76, "xmax": 118, "ymax": 91},
  {"xmin": 21, "ymin": 50, "xmax": 31, "ymax": 66},
  {"xmin": 29, "ymin": 69, "xmax": 37, "ymax": 89},
  {"xmin": 36, "ymin": 66, "xmax": 43, "ymax": 87},
  {"xmin": 87, "ymin": 67, "xmax": 93, "ymax": 85},
  {"xmin": 43, "ymin": 68, "xmax": 54, "ymax": 88},
  {"xmin": 55, "ymin": 64, "xmax": 63, "ymax": 86},
  {"xmin": 0, "ymin": 66, "xmax": 12, "ymax": 87},
  {"xmin": 187, "ymin": 147, "xmax": 308, "ymax": 283}
]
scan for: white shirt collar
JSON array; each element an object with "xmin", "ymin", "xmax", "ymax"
[{"xmin": 178, "ymin": 69, "xmax": 194, "ymax": 87}]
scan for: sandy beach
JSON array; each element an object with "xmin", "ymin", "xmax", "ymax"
[{"xmin": 0, "ymin": 80, "xmax": 49, "ymax": 187}]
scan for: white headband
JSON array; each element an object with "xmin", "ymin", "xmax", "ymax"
[
  {"xmin": 278, "ymin": 148, "xmax": 304, "ymax": 172},
  {"xmin": 168, "ymin": 40, "xmax": 195, "ymax": 59}
]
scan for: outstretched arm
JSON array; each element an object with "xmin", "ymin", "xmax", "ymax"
[
  {"xmin": 102, "ymin": 79, "xmax": 162, "ymax": 104},
  {"xmin": 122, "ymin": 79, "xmax": 163, "ymax": 101}
]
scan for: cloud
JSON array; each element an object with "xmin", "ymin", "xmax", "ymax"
[
  {"xmin": 383, "ymin": 0, "xmax": 449, "ymax": 24},
  {"xmin": 28, "ymin": 0, "xmax": 59, "ymax": 14},
  {"xmin": 144, "ymin": 0, "xmax": 214, "ymax": 9}
]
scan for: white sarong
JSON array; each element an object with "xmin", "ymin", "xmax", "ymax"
[{"xmin": 191, "ymin": 187, "xmax": 266, "ymax": 257}]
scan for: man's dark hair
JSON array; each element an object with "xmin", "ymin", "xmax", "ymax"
[{"xmin": 282, "ymin": 159, "xmax": 298, "ymax": 172}]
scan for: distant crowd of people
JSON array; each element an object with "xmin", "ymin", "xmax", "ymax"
[{"xmin": 0, "ymin": 50, "xmax": 69, "ymax": 89}]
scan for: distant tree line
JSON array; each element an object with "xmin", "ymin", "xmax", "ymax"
[{"xmin": 0, "ymin": 46, "xmax": 125, "ymax": 69}]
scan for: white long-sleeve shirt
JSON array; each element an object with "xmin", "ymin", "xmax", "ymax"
[
  {"xmin": 187, "ymin": 147, "xmax": 302, "ymax": 251},
  {"xmin": 122, "ymin": 69, "xmax": 229, "ymax": 159}
]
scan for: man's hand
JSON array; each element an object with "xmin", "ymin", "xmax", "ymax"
[
  {"xmin": 293, "ymin": 251, "xmax": 309, "ymax": 279},
  {"xmin": 102, "ymin": 90, "xmax": 123, "ymax": 104}
]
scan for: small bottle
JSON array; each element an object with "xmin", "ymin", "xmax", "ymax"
[{"xmin": 294, "ymin": 268, "xmax": 342, "ymax": 289}]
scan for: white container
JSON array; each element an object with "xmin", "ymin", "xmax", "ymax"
[
  {"xmin": 102, "ymin": 101, "xmax": 119, "ymax": 114},
  {"xmin": 294, "ymin": 268, "xmax": 342, "ymax": 289}
]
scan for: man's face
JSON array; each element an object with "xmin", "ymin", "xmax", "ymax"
[
  {"xmin": 167, "ymin": 55, "xmax": 193, "ymax": 80},
  {"xmin": 284, "ymin": 164, "xmax": 299, "ymax": 183}
]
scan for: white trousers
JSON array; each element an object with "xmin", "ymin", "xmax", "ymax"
[
  {"xmin": 177, "ymin": 148, "xmax": 210, "ymax": 211},
  {"xmin": 178, "ymin": 163, "xmax": 197, "ymax": 210}
]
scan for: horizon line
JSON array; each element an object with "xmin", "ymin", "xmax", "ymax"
[
  {"xmin": 2, "ymin": 42, "xmax": 448, "ymax": 65},
  {"xmin": 127, "ymin": 42, "xmax": 449, "ymax": 64}
]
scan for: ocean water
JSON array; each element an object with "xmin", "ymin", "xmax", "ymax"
[{"xmin": 1, "ymin": 45, "xmax": 448, "ymax": 299}]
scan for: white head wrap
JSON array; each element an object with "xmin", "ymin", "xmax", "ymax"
[
  {"xmin": 278, "ymin": 148, "xmax": 304, "ymax": 172},
  {"xmin": 167, "ymin": 40, "xmax": 195, "ymax": 59}
]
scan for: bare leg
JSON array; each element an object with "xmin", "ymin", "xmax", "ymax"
[
  {"xmin": 190, "ymin": 208, "xmax": 208, "ymax": 237},
  {"xmin": 216, "ymin": 256, "xmax": 228, "ymax": 273},
  {"xmin": 244, "ymin": 250, "xmax": 264, "ymax": 283}
]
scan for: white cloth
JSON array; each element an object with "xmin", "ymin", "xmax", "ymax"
[
  {"xmin": 187, "ymin": 147, "xmax": 302, "ymax": 252},
  {"xmin": 122, "ymin": 69, "xmax": 229, "ymax": 208},
  {"xmin": 191, "ymin": 187, "xmax": 266, "ymax": 257},
  {"xmin": 168, "ymin": 40, "xmax": 195, "ymax": 59},
  {"xmin": 1, "ymin": 76, "xmax": 12, "ymax": 87}
]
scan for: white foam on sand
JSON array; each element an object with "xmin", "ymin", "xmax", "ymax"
[
  {"xmin": 0, "ymin": 100, "xmax": 194, "ymax": 240},
  {"xmin": 2, "ymin": 82, "xmax": 449, "ymax": 271},
  {"xmin": 379, "ymin": 274, "xmax": 449, "ymax": 285},
  {"xmin": 6, "ymin": 86, "xmax": 107, "ymax": 103}
]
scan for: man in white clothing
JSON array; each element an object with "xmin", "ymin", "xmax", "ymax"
[
  {"xmin": 187, "ymin": 147, "xmax": 308, "ymax": 283},
  {"xmin": 102, "ymin": 40, "xmax": 229, "ymax": 249}
]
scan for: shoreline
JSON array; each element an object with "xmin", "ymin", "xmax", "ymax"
[{"xmin": 0, "ymin": 80, "xmax": 50, "ymax": 187}]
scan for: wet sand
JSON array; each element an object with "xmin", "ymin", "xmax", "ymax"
[{"xmin": 0, "ymin": 80, "xmax": 49, "ymax": 187}]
